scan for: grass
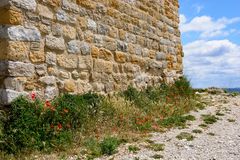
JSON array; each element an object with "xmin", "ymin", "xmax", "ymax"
[
  {"xmin": 147, "ymin": 143, "xmax": 165, "ymax": 151},
  {"xmin": 199, "ymin": 123, "xmax": 208, "ymax": 128},
  {"xmin": 128, "ymin": 145, "xmax": 140, "ymax": 153},
  {"xmin": 176, "ymin": 132, "xmax": 195, "ymax": 141},
  {"xmin": 151, "ymin": 154, "xmax": 164, "ymax": 159},
  {"xmin": 85, "ymin": 136, "xmax": 121, "ymax": 159},
  {"xmin": 216, "ymin": 111, "xmax": 225, "ymax": 116},
  {"xmin": 227, "ymin": 118, "xmax": 236, "ymax": 122},
  {"xmin": 158, "ymin": 115, "xmax": 196, "ymax": 128},
  {"xmin": 192, "ymin": 129, "xmax": 203, "ymax": 134},
  {"xmin": 0, "ymin": 76, "xmax": 202, "ymax": 159},
  {"xmin": 202, "ymin": 114, "xmax": 219, "ymax": 124},
  {"xmin": 207, "ymin": 132, "xmax": 215, "ymax": 136}
]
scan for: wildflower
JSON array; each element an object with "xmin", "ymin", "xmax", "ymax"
[
  {"xmin": 63, "ymin": 109, "xmax": 69, "ymax": 113},
  {"xmin": 50, "ymin": 124, "xmax": 54, "ymax": 129},
  {"xmin": 31, "ymin": 92, "xmax": 36, "ymax": 100},
  {"xmin": 57, "ymin": 123, "xmax": 62, "ymax": 130},
  {"xmin": 45, "ymin": 100, "xmax": 51, "ymax": 107}
]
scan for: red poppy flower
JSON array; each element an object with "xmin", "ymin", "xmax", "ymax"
[
  {"xmin": 45, "ymin": 100, "xmax": 51, "ymax": 107},
  {"xmin": 31, "ymin": 92, "xmax": 36, "ymax": 100},
  {"xmin": 58, "ymin": 123, "xmax": 62, "ymax": 130}
]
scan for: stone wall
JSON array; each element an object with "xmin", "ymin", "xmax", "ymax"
[{"xmin": 0, "ymin": 0, "xmax": 183, "ymax": 105}]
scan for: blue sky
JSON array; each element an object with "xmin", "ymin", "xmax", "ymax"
[{"xmin": 179, "ymin": 0, "xmax": 240, "ymax": 88}]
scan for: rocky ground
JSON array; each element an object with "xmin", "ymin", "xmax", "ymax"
[{"xmin": 96, "ymin": 92, "xmax": 240, "ymax": 160}]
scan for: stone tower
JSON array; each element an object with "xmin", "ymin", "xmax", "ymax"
[{"xmin": 0, "ymin": 0, "xmax": 183, "ymax": 105}]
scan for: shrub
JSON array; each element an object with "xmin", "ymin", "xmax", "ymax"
[{"xmin": 100, "ymin": 137, "xmax": 120, "ymax": 155}]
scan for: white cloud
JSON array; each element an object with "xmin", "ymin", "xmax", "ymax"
[
  {"xmin": 180, "ymin": 15, "xmax": 240, "ymax": 38},
  {"xmin": 183, "ymin": 40, "xmax": 240, "ymax": 88}
]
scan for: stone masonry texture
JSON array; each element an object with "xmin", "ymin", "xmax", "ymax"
[{"xmin": 0, "ymin": 0, "xmax": 183, "ymax": 105}]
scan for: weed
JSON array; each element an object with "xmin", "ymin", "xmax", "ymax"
[
  {"xmin": 145, "ymin": 139, "xmax": 154, "ymax": 144},
  {"xmin": 227, "ymin": 119, "xmax": 236, "ymax": 122},
  {"xmin": 216, "ymin": 112, "xmax": 225, "ymax": 116},
  {"xmin": 207, "ymin": 132, "xmax": 215, "ymax": 136},
  {"xmin": 147, "ymin": 143, "xmax": 165, "ymax": 151},
  {"xmin": 128, "ymin": 145, "xmax": 140, "ymax": 153},
  {"xmin": 84, "ymin": 138, "xmax": 101, "ymax": 157},
  {"xmin": 100, "ymin": 137, "xmax": 120, "ymax": 155},
  {"xmin": 192, "ymin": 129, "xmax": 203, "ymax": 134},
  {"xmin": 152, "ymin": 154, "xmax": 164, "ymax": 159},
  {"xmin": 202, "ymin": 114, "xmax": 219, "ymax": 124},
  {"xmin": 199, "ymin": 123, "xmax": 208, "ymax": 128},
  {"xmin": 159, "ymin": 115, "xmax": 195, "ymax": 128},
  {"xmin": 176, "ymin": 132, "xmax": 195, "ymax": 141}
]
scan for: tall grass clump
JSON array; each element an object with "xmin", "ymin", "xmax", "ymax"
[{"xmin": 0, "ymin": 76, "xmax": 201, "ymax": 158}]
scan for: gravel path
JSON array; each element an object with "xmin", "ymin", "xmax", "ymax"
[{"xmin": 97, "ymin": 94, "xmax": 240, "ymax": 160}]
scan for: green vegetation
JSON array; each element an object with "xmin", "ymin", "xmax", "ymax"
[
  {"xmin": 151, "ymin": 154, "xmax": 164, "ymax": 159},
  {"xmin": 128, "ymin": 145, "xmax": 140, "ymax": 153},
  {"xmin": 199, "ymin": 123, "xmax": 208, "ymax": 128},
  {"xmin": 192, "ymin": 129, "xmax": 203, "ymax": 134},
  {"xmin": 207, "ymin": 132, "xmax": 215, "ymax": 136},
  {"xmin": 176, "ymin": 132, "xmax": 195, "ymax": 141},
  {"xmin": 202, "ymin": 114, "xmax": 219, "ymax": 124},
  {"xmin": 227, "ymin": 119, "xmax": 236, "ymax": 122},
  {"xmin": 216, "ymin": 111, "xmax": 225, "ymax": 116},
  {"xmin": 0, "ymin": 76, "xmax": 201, "ymax": 159},
  {"xmin": 147, "ymin": 143, "xmax": 165, "ymax": 151},
  {"xmin": 158, "ymin": 115, "xmax": 195, "ymax": 128}
]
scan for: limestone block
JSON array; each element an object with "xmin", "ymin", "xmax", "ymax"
[
  {"xmin": 4, "ymin": 77, "xmax": 26, "ymax": 91},
  {"xmin": 80, "ymin": 41, "xmax": 91, "ymax": 55},
  {"xmin": 91, "ymin": 46, "xmax": 99, "ymax": 58},
  {"xmin": 45, "ymin": 35, "xmax": 65, "ymax": 50},
  {"xmin": 42, "ymin": 0, "xmax": 61, "ymax": 7},
  {"xmin": 115, "ymin": 51, "xmax": 127, "ymax": 63},
  {"xmin": 37, "ymin": 4, "xmax": 54, "ymax": 19},
  {"xmin": 79, "ymin": 56, "xmax": 93, "ymax": 71},
  {"xmin": 117, "ymin": 40, "xmax": 128, "ymax": 52},
  {"xmin": 57, "ymin": 54, "xmax": 78, "ymax": 69},
  {"xmin": 68, "ymin": 40, "xmax": 81, "ymax": 54},
  {"xmin": 98, "ymin": 23, "xmax": 109, "ymax": 35},
  {"xmin": 45, "ymin": 86, "xmax": 59, "ymax": 100},
  {"xmin": 29, "ymin": 50, "xmax": 45, "ymax": 63},
  {"xmin": 7, "ymin": 61, "xmax": 35, "ymax": 77},
  {"xmin": 39, "ymin": 76, "xmax": 56, "ymax": 85},
  {"xmin": 11, "ymin": 0, "xmax": 37, "ymax": 11},
  {"xmin": 59, "ymin": 70, "xmax": 70, "ymax": 79},
  {"xmin": 56, "ymin": 9, "xmax": 68, "ymax": 22},
  {"xmin": 87, "ymin": 18, "xmax": 97, "ymax": 31},
  {"xmin": 62, "ymin": 0, "xmax": 79, "ymax": 13},
  {"xmin": 35, "ymin": 64, "xmax": 47, "ymax": 76},
  {"xmin": 64, "ymin": 79, "xmax": 76, "ymax": 92},
  {"xmin": 0, "ymin": 89, "xmax": 27, "ymax": 105},
  {"xmin": 0, "ymin": 25, "xmax": 41, "ymax": 42},
  {"xmin": 46, "ymin": 52, "xmax": 57, "ymax": 65},
  {"xmin": 94, "ymin": 59, "xmax": 113, "ymax": 74},
  {"xmin": 156, "ymin": 52, "xmax": 166, "ymax": 61},
  {"xmin": 63, "ymin": 25, "xmax": 77, "ymax": 40},
  {"xmin": 7, "ymin": 41, "xmax": 29, "ymax": 62},
  {"xmin": 98, "ymin": 48, "xmax": 113, "ymax": 61},
  {"xmin": 0, "ymin": 6, "xmax": 22, "ymax": 25}
]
